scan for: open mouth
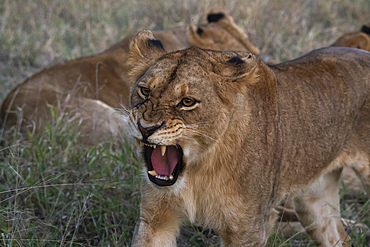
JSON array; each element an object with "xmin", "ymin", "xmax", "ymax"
[{"xmin": 142, "ymin": 143, "xmax": 184, "ymax": 186}]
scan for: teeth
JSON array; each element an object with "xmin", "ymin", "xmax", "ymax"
[
  {"xmin": 161, "ymin": 145, "xmax": 166, "ymax": 156},
  {"xmin": 156, "ymin": 175, "xmax": 169, "ymax": 180},
  {"xmin": 144, "ymin": 143, "xmax": 157, "ymax": 148},
  {"xmin": 148, "ymin": 170, "xmax": 157, "ymax": 176},
  {"xmin": 152, "ymin": 174, "xmax": 174, "ymax": 181}
]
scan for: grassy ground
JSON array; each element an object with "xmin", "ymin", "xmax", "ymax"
[{"xmin": 0, "ymin": 0, "xmax": 369, "ymax": 246}]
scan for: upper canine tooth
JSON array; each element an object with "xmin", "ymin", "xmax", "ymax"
[{"xmin": 161, "ymin": 145, "xmax": 166, "ymax": 156}]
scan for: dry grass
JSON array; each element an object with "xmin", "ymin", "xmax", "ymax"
[{"xmin": 0, "ymin": 0, "xmax": 369, "ymax": 246}]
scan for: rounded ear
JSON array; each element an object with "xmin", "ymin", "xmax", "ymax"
[
  {"xmin": 128, "ymin": 30, "xmax": 167, "ymax": 82},
  {"xmin": 206, "ymin": 9, "xmax": 260, "ymax": 56},
  {"xmin": 206, "ymin": 8, "xmax": 232, "ymax": 24},
  {"xmin": 207, "ymin": 12, "xmax": 226, "ymax": 23},
  {"xmin": 361, "ymin": 25, "xmax": 370, "ymax": 35},
  {"xmin": 213, "ymin": 52, "xmax": 259, "ymax": 82},
  {"xmin": 206, "ymin": 8, "xmax": 231, "ymax": 23}
]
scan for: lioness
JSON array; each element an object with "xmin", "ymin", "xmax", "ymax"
[
  {"xmin": 331, "ymin": 24, "xmax": 370, "ymax": 51},
  {"xmin": 127, "ymin": 30, "xmax": 370, "ymax": 246},
  {"xmin": 0, "ymin": 10, "xmax": 259, "ymax": 145}
]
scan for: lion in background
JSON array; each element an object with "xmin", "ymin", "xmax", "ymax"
[
  {"xmin": 331, "ymin": 24, "xmax": 370, "ymax": 51},
  {"xmin": 127, "ymin": 30, "xmax": 370, "ymax": 246},
  {"xmin": 0, "ymin": 10, "xmax": 260, "ymax": 145}
]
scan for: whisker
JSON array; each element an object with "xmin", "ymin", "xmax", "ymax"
[
  {"xmin": 186, "ymin": 122, "xmax": 212, "ymax": 127},
  {"xmin": 180, "ymin": 134, "xmax": 208, "ymax": 149},
  {"xmin": 184, "ymin": 126, "xmax": 219, "ymax": 143},
  {"xmin": 185, "ymin": 126, "xmax": 214, "ymax": 136},
  {"xmin": 185, "ymin": 126, "xmax": 211, "ymax": 134},
  {"xmin": 119, "ymin": 103, "xmax": 130, "ymax": 113},
  {"xmin": 129, "ymin": 113, "xmax": 135, "ymax": 124},
  {"xmin": 115, "ymin": 104, "xmax": 130, "ymax": 117},
  {"xmin": 115, "ymin": 109, "xmax": 128, "ymax": 116}
]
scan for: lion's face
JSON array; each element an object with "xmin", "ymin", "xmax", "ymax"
[
  {"xmin": 129, "ymin": 54, "xmax": 229, "ymax": 186},
  {"xmin": 128, "ymin": 31, "xmax": 257, "ymax": 187}
]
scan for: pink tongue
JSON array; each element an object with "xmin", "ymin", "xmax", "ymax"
[{"xmin": 151, "ymin": 146, "xmax": 179, "ymax": 177}]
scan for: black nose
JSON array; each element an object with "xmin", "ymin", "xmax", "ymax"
[{"xmin": 137, "ymin": 119, "xmax": 165, "ymax": 141}]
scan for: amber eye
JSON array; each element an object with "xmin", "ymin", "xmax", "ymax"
[
  {"xmin": 139, "ymin": 86, "xmax": 150, "ymax": 97},
  {"xmin": 180, "ymin": 97, "xmax": 196, "ymax": 107}
]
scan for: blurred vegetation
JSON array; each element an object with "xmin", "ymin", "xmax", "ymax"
[
  {"xmin": 0, "ymin": 0, "xmax": 369, "ymax": 246},
  {"xmin": 1, "ymin": 0, "xmax": 369, "ymax": 101}
]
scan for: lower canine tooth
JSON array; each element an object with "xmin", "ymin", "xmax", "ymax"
[
  {"xmin": 169, "ymin": 175, "xmax": 174, "ymax": 180},
  {"xmin": 148, "ymin": 170, "xmax": 157, "ymax": 176}
]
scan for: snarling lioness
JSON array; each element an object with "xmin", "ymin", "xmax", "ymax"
[
  {"xmin": 127, "ymin": 31, "xmax": 370, "ymax": 246},
  {"xmin": 0, "ymin": 11, "xmax": 259, "ymax": 144}
]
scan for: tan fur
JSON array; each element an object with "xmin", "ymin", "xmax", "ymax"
[
  {"xmin": 331, "ymin": 28, "xmax": 370, "ymax": 51},
  {"xmin": 0, "ymin": 11, "xmax": 259, "ymax": 145},
  {"xmin": 277, "ymin": 25, "xmax": 370, "ymax": 231},
  {"xmin": 330, "ymin": 25, "xmax": 370, "ymax": 197},
  {"xmin": 127, "ymin": 31, "xmax": 370, "ymax": 246}
]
